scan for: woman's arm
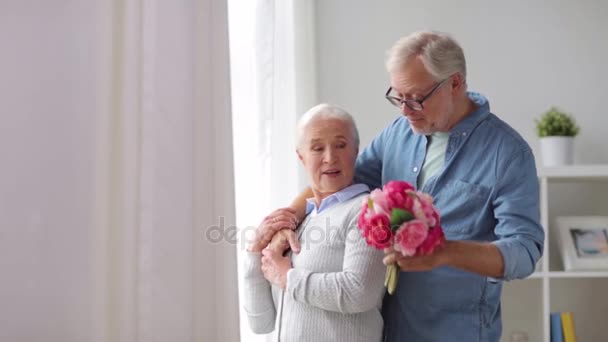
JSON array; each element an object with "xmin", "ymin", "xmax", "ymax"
[
  {"xmin": 242, "ymin": 251, "xmax": 277, "ymax": 334},
  {"xmin": 283, "ymin": 215, "xmax": 386, "ymax": 314}
]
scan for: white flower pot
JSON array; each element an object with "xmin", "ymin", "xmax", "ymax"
[{"xmin": 539, "ymin": 136, "xmax": 574, "ymax": 166}]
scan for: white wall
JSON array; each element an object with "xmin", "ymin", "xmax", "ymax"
[
  {"xmin": 0, "ymin": 1, "xmax": 97, "ymax": 341},
  {"xmin": 315, "ymin": 0, "xmax": 608, "ymax": 164}
]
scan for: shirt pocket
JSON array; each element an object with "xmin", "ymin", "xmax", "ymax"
[{"xmin": 435, "ymin": 179, "xmax": 491, "ymax": 237}]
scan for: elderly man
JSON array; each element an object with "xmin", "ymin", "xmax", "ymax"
[
  {"xmin": 264, "ymin": 31, "xmax": 544, "ymax": 341},
  {"xmin": 243, "ymin": 104, "xmax": 386, "ymax": 342}
]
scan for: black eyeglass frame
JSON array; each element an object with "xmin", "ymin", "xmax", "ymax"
[{"xmin": 385, "ymin": 78, "xmax": 449, "ymax": 111}]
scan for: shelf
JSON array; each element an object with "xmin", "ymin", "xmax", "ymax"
[
  {"xmin": 539, "ymin": 164, "xmax": 608, "ymax": 180},
  {"xmin": 530, "ymin": 164, "xmax": 608, "ymax": 342},
  {"xmin": 531, "ymin": 271, "xmax": 608, "ymax": 279}
]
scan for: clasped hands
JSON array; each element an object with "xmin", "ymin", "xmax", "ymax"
[
  {"xmin": 248, "ymin": 208, "xmax": 301, "ymax": 289},
  {"xmin": 248, "ymin": 208, "xmax": 449, "ymax": 288}
]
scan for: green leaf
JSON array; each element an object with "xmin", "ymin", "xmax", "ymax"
[
  {"xmin": 535, "ymin": 106, "xmax": 579, "ymax": 137},
  {"xmin": 390, "ymin": 208, "xmax": 413, "ymax": 226}
]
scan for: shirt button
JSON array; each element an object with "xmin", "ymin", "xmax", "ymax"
[
  {"xmin": 413, "ymin": 166, "xmax": 418, "ymax": 172},
  {"xmin": 462, "ymin": 132, "xmax": 467, "ymax": 136}
]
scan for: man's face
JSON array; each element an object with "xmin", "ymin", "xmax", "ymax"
[
  {"xmin": 389, "ymin": 56, "xmax": 455, "ymax": 134},
  {"xmin": 297, "ymin": 118, "xmax": 358, "ymax": 199}
]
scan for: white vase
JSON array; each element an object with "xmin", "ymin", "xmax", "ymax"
[{"xmin": 539, "ymin": 136, "xmax": 574, "ymax": 166}]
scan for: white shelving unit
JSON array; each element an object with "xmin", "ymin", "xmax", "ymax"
[
  {"xmin": 534, "ymin": 165, "xmax": 608, "ymax": 342},
  {"xmin": 501, "ymin": 165, "xmax": 608, "ymax": 341}
]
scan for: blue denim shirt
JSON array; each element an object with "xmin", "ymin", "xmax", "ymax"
[{"xmin": 354, "ymin": 92, "xmax": 544, "ymax": 342}]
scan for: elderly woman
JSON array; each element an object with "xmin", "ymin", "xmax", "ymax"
[{"xmin": 242, "ymin": 104, "xmax": 386, "ymax": 342}]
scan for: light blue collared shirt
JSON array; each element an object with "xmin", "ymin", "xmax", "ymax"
[
  {"xmin": 305, "ymin": 183, "xmax": 369, "ymax": 217},
  {"xmin": 355, "ymin": 92, "xmax": 544, "ymax": 342}
]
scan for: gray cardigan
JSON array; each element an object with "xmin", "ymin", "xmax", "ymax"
[{"xmin": 243, "ymin": 194, "xmax": 386, "ymax": 342}]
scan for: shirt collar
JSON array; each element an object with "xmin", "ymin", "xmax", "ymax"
[
  {"xmin": 450, "ymin": 92, "xmax": 491, "ymax": 136},
  {"xmin": 305, "ymin": 183, "xmax": 370, "ymax": 216}
]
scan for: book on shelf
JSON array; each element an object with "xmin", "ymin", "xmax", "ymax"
[
  {"xmin": 550, "ymin": 311, "xmax": 578, "ymax": 342},
  {"xmin": 550, "ymin": 312, "xmax": 563, "ymax": 342},
  {"xmin": 561, "ymin": 312, "xmax": 577, "ymax": 342}
]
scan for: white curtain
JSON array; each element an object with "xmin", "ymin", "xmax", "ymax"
[
  {"xmin": 93, "ymin": 0, "xmax": 239, "ymax": 341},
  {"xmin": 228, "ymin": 0, "xmax": 318, "ymax": 340},
  {"xmin": 1, "ymin": 0, "xmax": 239, "ymax": 341}
]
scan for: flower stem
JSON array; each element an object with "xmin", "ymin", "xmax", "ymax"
[{"xmin": 385, "ymin": 264, "xmax": 400, "ymax": 295}]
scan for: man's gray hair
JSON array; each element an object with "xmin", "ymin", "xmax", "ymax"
[
  {"xmin": 386, "ymin": 30, "xmax": 467, "ymax": 82},
  {"xmin": 296, "ymin": 104, "xmax": 360, "ymax": 149}
]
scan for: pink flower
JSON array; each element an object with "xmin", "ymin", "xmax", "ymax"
[
  {"xmin": 365, "ymin": 214, "xmax": 393, "ymax": 249},
  {"xmin": 412, "ymin": 192, "xmax": 439, "ymax": 227},
  {"xmin": 416, "ymin": 226, "xmax": 446, "ymax": 256},
  {"xmin": 355, "ymin": 181, "xmax": 445, "ymax": 294},
  {"xmin": 369, "ymin": 189, "xmax": 390, "ymax": 217},
  {"xmin": 358, "ymin": 200, "xmax": 370, "ymax": 237},
  {"xmin": 383, "ymin": 181, "xmax": 415, "ymax": 211},
  {"xmin": 394, "ymin": 219, "xmax": 429, "ymax": 256},
  {"xmin": 429, "ymin": 208, "xmax": 441, "ymax": 229},
  {"xmin": 383, "ymin": 180, "xmax": 415, "ymax": 194}
]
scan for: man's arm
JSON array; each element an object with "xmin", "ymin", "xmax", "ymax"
[
  {"xmin": 441, "ymin": 241, "xmax": 505, "ymax": 278},
  {"xmin": 490, "ymin": 147, "xmax": 544, "ymax": 280},
  {"xmin": 288, "ymin": 187, "xmax": 313, "ymax": 223},
  {"xmin": 353, "ymin": 120, "xmax": 393, "ymax": 190},
  {"xmin": 384, "ymin": 148, "xmax": 544, "ymax": 280},
  {"xmin": 247, "ymin": 208, "xmax": 300, "ymax": 253},
  {"xmin": 383, "ymin": 240, "xmax": 505, "ymax": 278},
  {"xmin": 260, "ymin": 188, "xmax": 313, "ymax": 254}
]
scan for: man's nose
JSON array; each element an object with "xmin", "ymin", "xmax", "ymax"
[{"xmin": 400, "ymin": 103, "xmax": 416, "ymax": 116}]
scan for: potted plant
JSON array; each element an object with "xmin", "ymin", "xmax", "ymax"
[{"xmin": 535, "ymin": 107, "xmax": 580, "ymax": 166}]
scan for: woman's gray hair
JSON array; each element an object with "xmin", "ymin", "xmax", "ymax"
[
  {"xmin": 386, "ymin": 30, "xmax": 467, "ymax": 82},
  {"xmin": 296, "ymin": 104, "xmax": 360, "ymax": 149}
]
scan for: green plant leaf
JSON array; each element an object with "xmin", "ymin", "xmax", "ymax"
[
  {"xmin": 390, "ymin": 208, "xmax": 413, "ymax": 226},
  {"xmin": 535, "ymin": 106, "xmax": 580, "ymax": 137}
]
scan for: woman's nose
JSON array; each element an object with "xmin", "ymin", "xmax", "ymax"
[{"xmin": 323, "ymin": 148, "xmax": 336, "ymax": 163}]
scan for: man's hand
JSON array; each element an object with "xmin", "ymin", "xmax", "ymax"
[
  {"xmin": 382, "ymin": 245, "xmax": 447, "ymax": 272},
  {"xmin": 383, "ymin": 241, "xmax": 506, "ymax": 278},
  {"xmin": 267, "ymin": 228, "xmax": 300, "ymax": 254},
  {"xmin": 247, "ymin": 208, "xmax": 299, "ymax": 253},
  {"xmin": 261, "ymin": 248, "xmax": 292, "ymax": 289}
]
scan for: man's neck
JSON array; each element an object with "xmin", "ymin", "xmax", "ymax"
[{"xmin": 447, "ymin": 93, "xmax": 476, "ymax": 130}]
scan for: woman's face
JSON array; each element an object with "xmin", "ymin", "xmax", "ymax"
[{"xmin": 297, "ymin": 118, "xmax": 358, "ymax": 200}]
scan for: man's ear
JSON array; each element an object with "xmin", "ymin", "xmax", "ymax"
[
  {"xmin": 296, "ymin": 149, "xmax": 303, "ymax": 162},
  {"xmin": 451, "ymin": 72, "xmax": 465, "ymax": 92}
]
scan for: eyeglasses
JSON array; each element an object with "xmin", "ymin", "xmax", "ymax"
[{"xmin": 385, "ymin": 78, "xmax": 449, "ymax": 111}]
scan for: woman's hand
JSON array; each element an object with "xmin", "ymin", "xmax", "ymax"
[
  {"xmin": 248, "ymin": 208, "xmax": 299, "ymax": 253},
  {"xmin": 267, "ymin": 228, "xmax": 300, "ymax": 254},
  {"xmin": 261, "ymin": 248, "xmax": 292, "ymax": 289}
]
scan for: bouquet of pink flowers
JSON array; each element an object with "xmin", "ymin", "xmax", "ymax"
[{"xmin": 358, "ymin": 180, "xmax": 445, "ymax": 294}]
